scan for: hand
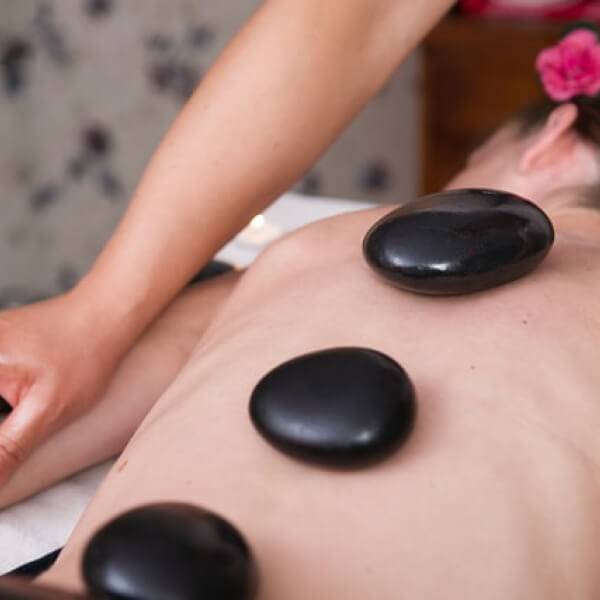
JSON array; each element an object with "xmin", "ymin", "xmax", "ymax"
[{"xmin": 0, "ymin": 293, "xmax": 120, "ymax": 487}]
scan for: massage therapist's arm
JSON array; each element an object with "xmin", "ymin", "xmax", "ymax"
[{"xmin": 0, "ymin": 0, "xmax": 454, "ymax": 485}]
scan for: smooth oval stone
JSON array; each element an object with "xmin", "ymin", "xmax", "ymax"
[
  {"xmin": 363, "ymin": 188, "xmax": 554, "ymax": 295},
  {"xmin": 0, "ymin": 577, "xmax": 83, "ymax": 600},
  {"xmin": 82, "ymin": 503, "xmax": 257, "ymax": 600},
  {"xmin": 249, "ymin": 347, "xmax": 416, "ymax": 467}
]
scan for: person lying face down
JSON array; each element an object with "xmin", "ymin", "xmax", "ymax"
[{"xmin": 3, "ymin": 28, "xmax": 600, "ymax": 600}]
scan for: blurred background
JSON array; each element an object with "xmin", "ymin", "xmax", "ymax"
[{"xmin": 0, "ymin": 0, "xmax": 594, "ymax": 303}]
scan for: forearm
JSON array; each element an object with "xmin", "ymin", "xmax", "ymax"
[{"xmin": 74, "ymin": 0, "xmax": 453, "ymax": 355}]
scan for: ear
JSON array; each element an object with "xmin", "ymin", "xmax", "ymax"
[{"xmin": 519, "ymin": 103, "xmax": 579, "ymax": 172}]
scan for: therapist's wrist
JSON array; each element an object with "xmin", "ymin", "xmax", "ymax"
[{"xmin": 64, "ymin": 278, "xmax": 149, "ymax": 360}]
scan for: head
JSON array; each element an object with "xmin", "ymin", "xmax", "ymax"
[
  {"xmin": 446, "ymin": 98, "xmax": 600, "ymax": 215},
  {"xmin": 447, "ymin": 27, "xmax": 600, "ymax": 219}
]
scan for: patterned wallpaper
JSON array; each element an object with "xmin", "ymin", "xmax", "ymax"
[{"xmin": 0, "ymin": 0, "xmax": 420, "ymax": 305}]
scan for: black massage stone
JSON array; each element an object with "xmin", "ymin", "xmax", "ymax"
[
  {"xmin": 0, "ymin": 577, "xmax": 83, "ymax": 599},
  {"xmin": 250, "ymin": 347, "xmax": 416, "ymax": 467},
  {"xmin": 363, "ymin": 188, "xmax": 554, "ymax": 295},
  {"xmin": 82, "ymin": 503, "xmax": 257, "ymax": 600}
]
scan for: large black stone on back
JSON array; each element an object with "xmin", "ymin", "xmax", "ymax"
[
  {"xmin": 249, "ymin": 348, "xmax": 416, "ymax": 467},
  {"xmin": 0, "ymin": 577, "xmax": 83, "ymax": 600},
  {"xmin": 363, "ymin": 188, "xmax": 554, "ymax": 295},
  {"xmin": 82, "ymin": 503, "xmax": 257, "ymax": 600}
]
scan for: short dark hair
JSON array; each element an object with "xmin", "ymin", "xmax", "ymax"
[{"xmin": 515, "ymin": 96, "xmax": 600, "ymax": 146}]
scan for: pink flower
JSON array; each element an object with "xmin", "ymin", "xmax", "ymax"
[{"xmin": 536, "ymin": 29, "xmax": 600, "ymax": 102}]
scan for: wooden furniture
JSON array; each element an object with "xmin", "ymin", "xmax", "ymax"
[{"xmin": 421, "ymin": 16, "xmax": 564, "ymax": 193}]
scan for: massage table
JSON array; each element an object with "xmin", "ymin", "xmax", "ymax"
[{"xmin": 0, "ymin": 192, "xmax": 376, "ymax": 575}]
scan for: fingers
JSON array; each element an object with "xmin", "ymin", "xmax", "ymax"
[
  {"xmin": 0, "ymin": 396, "xmax": 48, "ymax": 487},
  {"xmin": 0, "ymin": 429, "xmax": 27, "ymax": 483}
]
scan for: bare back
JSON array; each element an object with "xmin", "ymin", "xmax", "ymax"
[{"xmin": 44, "ymin": 206, "xmax": 600, "ymax": 599}]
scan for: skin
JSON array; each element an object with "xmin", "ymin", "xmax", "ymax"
[
  {"xmin": 11, "ymin": 107, "xmax": 600, "ymax": 597},
  {"xmin": 0, "ymin": 103, "xmax": 594, "ymax": 510},
  {"xmin": 0, "ymin": 0, "xmax": 456, "ymax": 487},
  {"xmin": 0, "ymin": 271, "xmax": 241, "ymax": 508}
]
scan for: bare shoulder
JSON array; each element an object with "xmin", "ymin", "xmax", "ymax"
[{"xmin": 257, "ymin": 205, "xmax": 394, "ymax": 267}]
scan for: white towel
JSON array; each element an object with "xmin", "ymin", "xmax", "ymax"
[{"xmin": 0, "ymin": 462, "xmax": 112, "ymax": 574}]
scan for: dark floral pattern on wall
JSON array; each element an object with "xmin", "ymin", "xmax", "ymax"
[{"xmin": 0, "ymin": 0, "xmax": 419, "ymax": 306}]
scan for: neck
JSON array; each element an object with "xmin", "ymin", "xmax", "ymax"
[
  {"xmin": 547, "ymin": 204, "xmax": 600, "ymax": 245},
  {"xmin": 537, "ymin": 184, "xmax": 600, "ymax": 243}
]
